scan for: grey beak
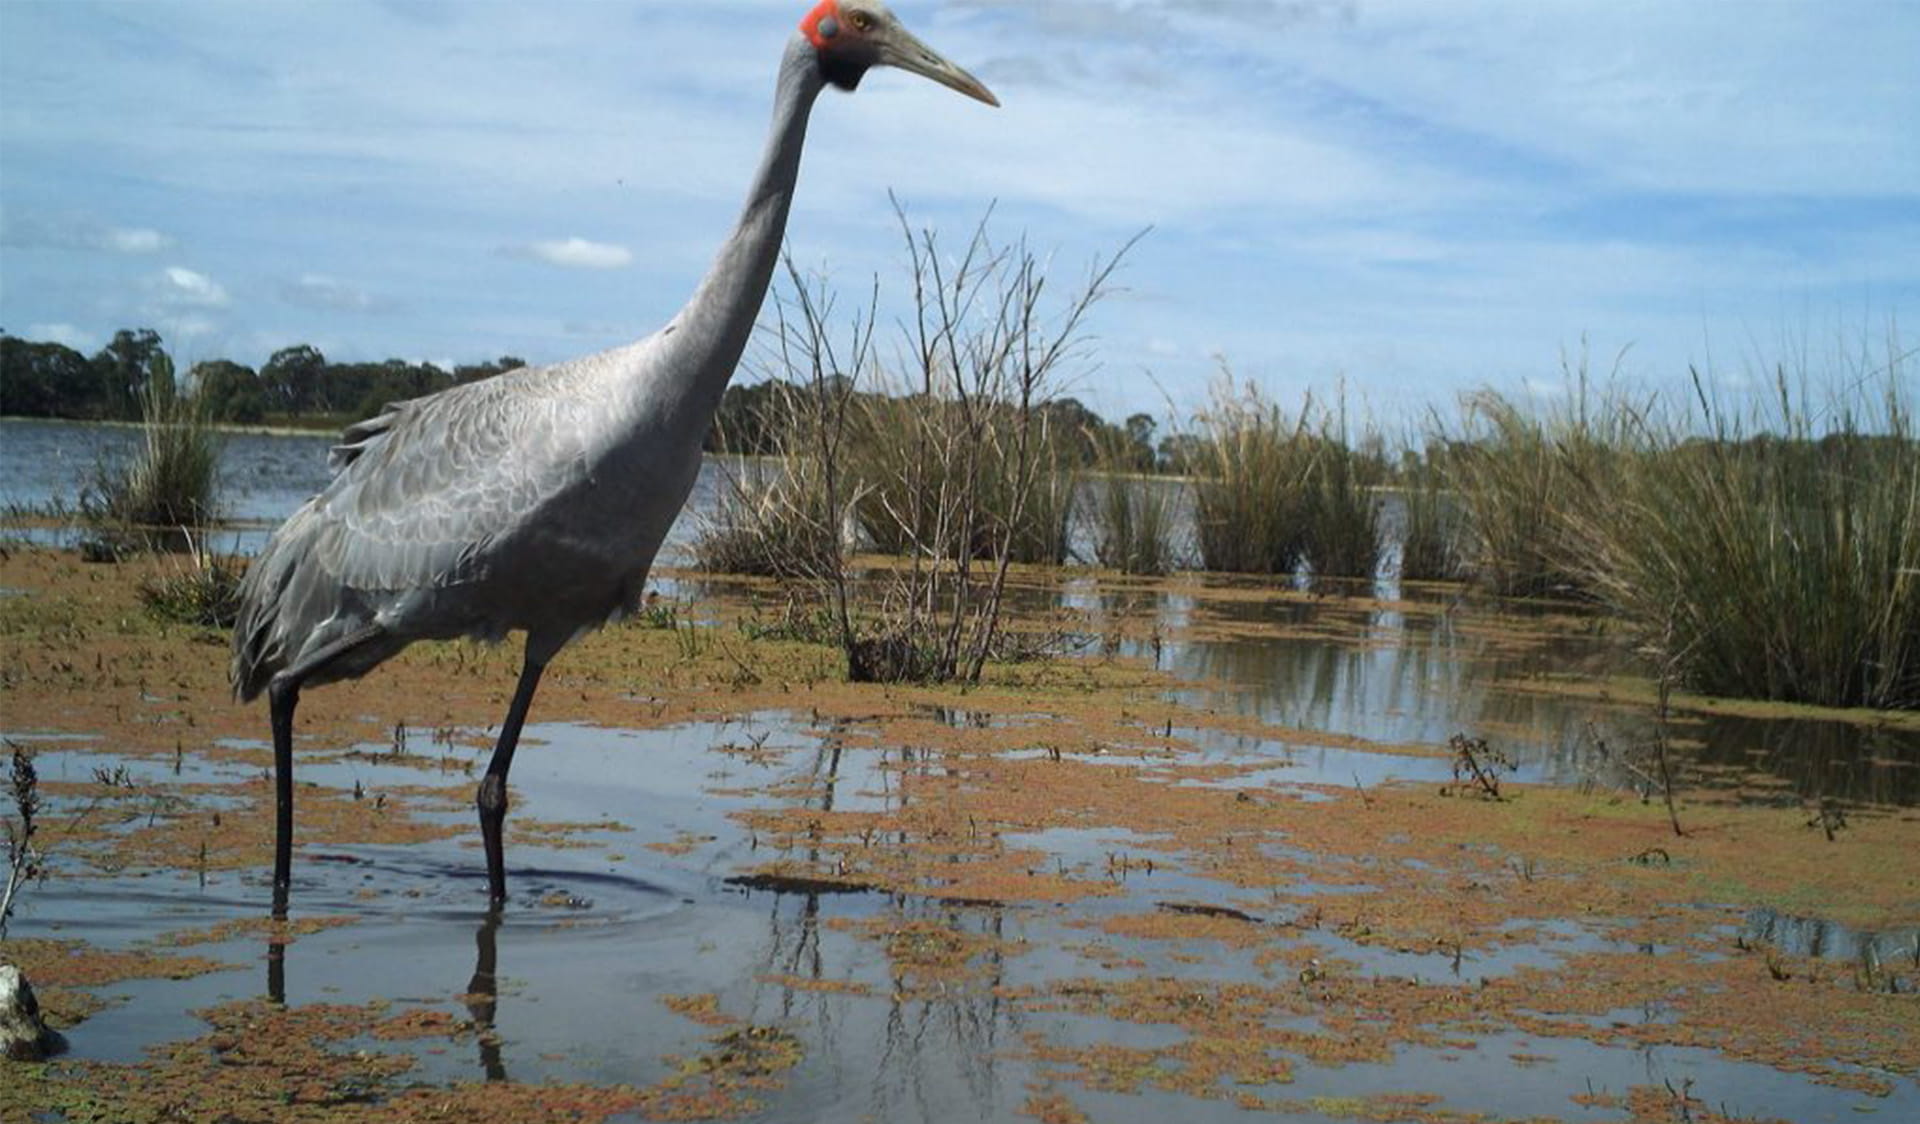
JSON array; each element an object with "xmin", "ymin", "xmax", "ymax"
[{"xmin": 882, "ymin": 26, "xmax": 1000, "ymax": 107}]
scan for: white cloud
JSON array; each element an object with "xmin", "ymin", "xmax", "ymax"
[
  {"xmin": 101, "ymin": 227, "xmax": 171, "ymax": 254},
  {"xmin": 509, "ymin": 237, "xmax": 634, "ymax": 270},
  {"xmin": 279, "ymin": 273, "xmax": 386, "ymax": 312},
  {"xmin": 24, "ymin": 322, "xmax": 98, "ymax": 352},
  {"xmin": 157, "ymin": 266, "xmax": 230, "ymax": 307},
  {"xmin": 160, "ymin": 314, "xmax": 219, "ymax": 340},
  {"xmin": 0, "ymin": 215, "xmax": 174, "ymax": 254}
]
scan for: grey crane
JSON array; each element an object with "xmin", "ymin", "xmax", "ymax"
[{"xmin": 231, "ymin": 0, "xmax": 997, "ymax": 911}]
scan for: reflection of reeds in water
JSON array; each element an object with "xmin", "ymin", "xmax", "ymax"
[{"xmin": 1672, "ymin": 710, "xmax": 1920, "ymax": 809}]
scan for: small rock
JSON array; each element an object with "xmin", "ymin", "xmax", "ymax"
[{"xmin": 1, "ymin": 963, "xmax": 65, "ymax": 1061}]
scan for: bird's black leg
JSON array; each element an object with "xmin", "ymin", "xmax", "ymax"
[
  {"xmin": 266, "ymin": 676, "xmax": 301, "ymax": 920},
  {"xmin": 258, "ymin": 623, "xmax": 384, "ymax": 918},
  {"xmin": 478, "ymin": 654, "xmax": 547, "ymax": 909}
]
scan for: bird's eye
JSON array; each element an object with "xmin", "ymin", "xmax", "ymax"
[{"xmin": 848, "ymin": 9, "xmax": 875, "ymax": 32}]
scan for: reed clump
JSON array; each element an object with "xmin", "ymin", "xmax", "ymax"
[
  {"xmin": 1394, "ymin": 448, "xmax": 1465, "ymax": 582},
  {"xmin": 694, "ymin": 459, "xmax": 842, "ymax": 579},
  {"xmin": 1434, "ymin": 337, "xmax": 1916, "ymax": 709},
  {"xmin": 1562, "ymin": 364, "xmax": 1918, "ymax": 710},
  {"xmin": 1192, "ymin": 383, "xmax": 1383, "ymax": 579},
  {"xmin": 694, "ymin": 381, "xmax": 845, "ymax": 580},
  {"xmin": 1430, "ymin": 380, "xmax": 1629, "ymax": 599},
  {"xmin": 83, "ymin": 357, "xmax": 222, "ymax": 546},
  {"xmin": 846, "ymin": 393, "xmax": 1077, "ymax": 568},
  {"xmin": 1089, "ymin": 445, "xmax": 1176, "ymax": 576}
]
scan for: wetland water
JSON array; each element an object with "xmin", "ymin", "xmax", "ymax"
[{"xmin": 2, "ymin": 418, "xmax": 1917, "ymax": 1122}]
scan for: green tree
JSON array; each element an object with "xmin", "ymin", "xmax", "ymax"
[
  {"xmin": 91, "ymin": 328, "xmax": 168, "ymax": 420},
  {"xmin": 261, "ymin": 344, "xmax": 327, "ymax": 415},
  {"xmin": 1, "ymin": 333, "xmax": 99, "ymax": 417},
  {"xmin": 1124, "ymin": 412, "xmax": 1158, "ymax": 471},
  {"xmin": 192, "ymin": 359, "xmax": 265, "ymax": 424},
  {"xmin": 453, "ymin": 356, "xmax": 527, "ymax": 384}
]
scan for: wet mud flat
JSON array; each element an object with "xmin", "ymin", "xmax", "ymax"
[{"xmin": 1, "ymin": 546, "xmax": 1917, "ymax": 1123}]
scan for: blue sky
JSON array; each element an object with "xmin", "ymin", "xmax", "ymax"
[{"xmin": 3, "ymin": 0, "xmax": 1916, "ymax": 423}]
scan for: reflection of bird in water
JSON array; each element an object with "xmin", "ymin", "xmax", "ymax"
[
  {"xmin": 463, "ymin": 917, "xmax": 507, "ymax": 1082},
  {"xmin": 263, "ymin": 913, "xmax": 508, "ymax": 1083},
  {"xmin": 230, "ymin": 1, "xmax": 997, "ymax": 912}
]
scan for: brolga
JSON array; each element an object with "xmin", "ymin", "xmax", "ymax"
[{"xmin": 231, "ymin": 0, "xmax": 997, "ymax": 913}]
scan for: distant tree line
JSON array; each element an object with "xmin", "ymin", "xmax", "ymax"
[
  {"xmin": 706, "ymin": 375, "xmax": 1178, "ymax": 470},
  {"xmin": 1, "ymin": 328, "xmax": 525, "ymax": 429},
  {"xmin": 4, "ymin": 327, "xmax": 1185, "ymax": 470}
]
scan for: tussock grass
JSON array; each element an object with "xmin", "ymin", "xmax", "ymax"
[
  {"xmin": 83, "ymin": 364, "xmax": 222, "ymax": 546},
  {"xmin": 137, "ymin": 543, "xmax": 246, "ymax": 628}
]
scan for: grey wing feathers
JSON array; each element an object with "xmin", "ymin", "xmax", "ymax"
[
  {"xmin": 230, "ymin": 362, "xmax": 604, "ymax": 700},
  {"xmin": 328, "ymin": 399, "xmax": 420, "ymax": 473}
]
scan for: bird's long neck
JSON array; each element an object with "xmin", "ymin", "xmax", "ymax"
[{"xmin": 647, "ymin": 35, "xmax": 825, "ymax": 441}]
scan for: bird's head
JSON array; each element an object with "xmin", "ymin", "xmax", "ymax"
[{"xmin": 801, "ymin": 0, "xmax": 999, "ymax": 107}]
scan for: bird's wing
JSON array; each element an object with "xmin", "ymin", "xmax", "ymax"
[{"xmin": 310, "ymin": 360, "xmax": 609, "ymax": 594}]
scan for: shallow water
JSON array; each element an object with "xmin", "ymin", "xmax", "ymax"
[{"xmin": 12, "ymin": 715, "xmax": 1912, "ymax": 1123}]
